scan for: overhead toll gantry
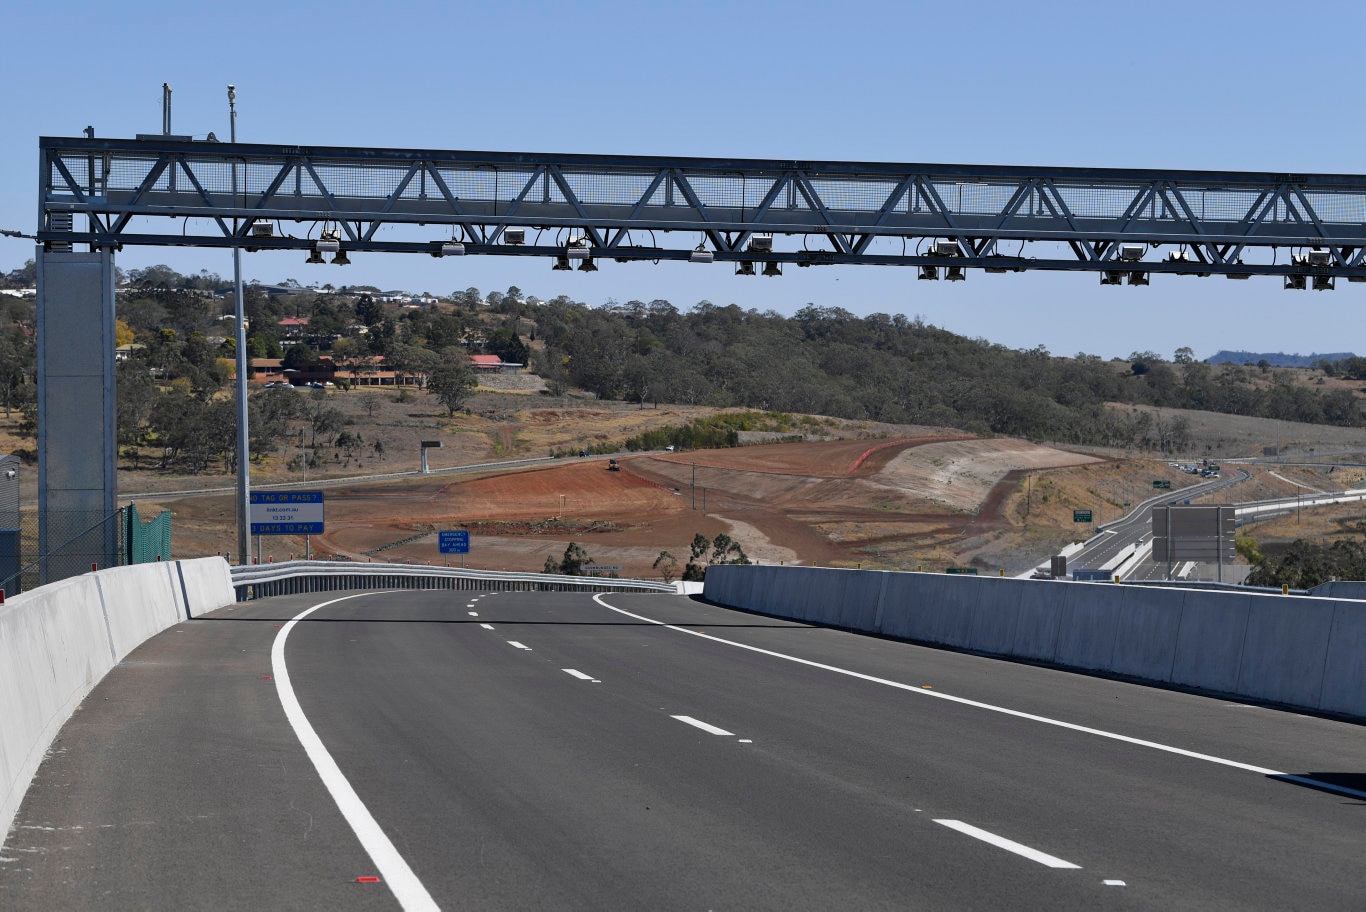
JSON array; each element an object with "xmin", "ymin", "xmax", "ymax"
[
  {"xmin": 38, "ymin": 134, "xmax": 1366, "ymax": 286},
  {"xmin": 30, "ymin": 135, "xmax": 1366, "ymax": 580}
]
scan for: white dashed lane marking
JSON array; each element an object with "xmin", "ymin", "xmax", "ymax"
[
  {"xmin": 671, "ymin": 715, "xmax": 734, "ymax": 737},
  {"xmin": 934, "ymin": 820, "xmax": 1080, "ymax": 870}
]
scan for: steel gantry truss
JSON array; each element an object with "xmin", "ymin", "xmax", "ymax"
[{"xmin": 37, "ymin": 134, "xmax": 1366, "ymax": 286}]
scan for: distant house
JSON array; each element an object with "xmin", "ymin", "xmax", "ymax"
[
  {"xmin": 331, "ymin": 355, "xmax": 425, "ymax": 387},
  {"xmin": 277, "ymin": 316, "xmax": 310, "ymax": 344},
  {"xmin": 333, "ymin": 369, "xmax": 423, "ymax": 387},
  {"xmin": 469, "ymin": 354, "xmax": 523, "ymax": 373},
  {"xmin": 250, "ymin": 356, "xmax": 339, "ymax": 386},
  {"xmin": 252, "ymin": 357, "xmax": 286, "ymax": 382}
]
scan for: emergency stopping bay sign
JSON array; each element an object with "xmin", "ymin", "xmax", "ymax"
[{"xmin": 250, "ymin": 491, "xmax": 324, "ymax": 535}]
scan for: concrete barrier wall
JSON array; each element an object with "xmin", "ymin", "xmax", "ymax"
[
  {"xmin": 1169, "ymin": 589, "xmax": 1250, "ymax": 694},
  {"xmin": 704, "ymin": 565, "xmax": 1366, "ymax": 721},
  {"xmin": 176, "ymin": 557, "xmax": 236, "ymax": 618},
  {"xmin": 1309, "ymin": 580, "xmax": 1366, "ymax": 600},
  {"xmin": 0, "ymin": 575, "xmax": 112, "ymax": 847},
  {"xmin": 1238, "ymin": 597, "xmax": 1336, "ymax": 709},
  {"xmin": 94, "ymin": 563, "xmax": 185, "ymax": 661},
  {"xmin": 2, "ymin": 557, "xmax": 234, "ymax": 842},
  {"xmin": 1320, "ymin": 603, "xmax": 1366, "ymax": 717}
]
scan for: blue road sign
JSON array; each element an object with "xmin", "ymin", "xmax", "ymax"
[
  {"xmin": 250, "ymin": 491, "xmax": 324, "ymax": 535},
  {"xmin": 439, "ymin": 530, "xmax": 470, "ymax": 554}
]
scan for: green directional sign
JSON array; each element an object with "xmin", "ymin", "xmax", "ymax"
[
  {"xmin": 1073, "ymin": 509, "xmax": 1093, "ymax": 523},
  {"xmin": 945, "ymin": 567, "xmax": 978, "ymax": 575},
  {"xmin": 1153, "ymin": 480, "xmax": 1172, "ymax": 489}
]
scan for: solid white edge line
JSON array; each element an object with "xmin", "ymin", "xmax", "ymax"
[
  {"xmin": 591, "ymin": 595, "xmax": 1366, "ymax": 800},
  {"xmin": 672, "ymin": 715, "xmax": 735, "ymax": 736},
  {"xmin": 934, "ymin": 819, "xmax": 1081, "ymax": 869},
  {"xmin": 272, "ymin": 594, "xmax": 440, "ymax": 912}
]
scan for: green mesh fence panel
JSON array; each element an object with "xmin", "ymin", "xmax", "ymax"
[{"xmin": 124, "ymin": 503, "xmax": 172, "ymax": 565}]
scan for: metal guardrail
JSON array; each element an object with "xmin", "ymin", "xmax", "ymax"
[
  {"xmin": 1115, "ymin": 578, "xmax": 1308, "ymax": 595},
  {"xmin": 1234, "ymin": 488, "xmax": 1366, "ymax": 519},
  {"xmin": 229, "ymin": 559, "xmax": 675, "ymax": 601}
]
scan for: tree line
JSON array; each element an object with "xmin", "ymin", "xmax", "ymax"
[
  {"xmin": 510, "ymin": 298, "xmax": 1362, "ymax": 448},
  {"xmin": 1241, "ymin": 536, "xmax": 1366, "ymax": 588},
  {"xmin": 5, "ymin": 263, "xmax": 1365, "ymax": 469}
]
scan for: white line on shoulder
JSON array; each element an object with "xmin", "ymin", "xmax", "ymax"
[{"xmin": 273, "ymin": 594, "xmax": 439, "ymax": 912}]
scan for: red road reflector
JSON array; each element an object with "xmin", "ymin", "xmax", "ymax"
[
  {"xmin": 261, "ymin": 675, "xmax": 273, "ymax": 681},
  {"xmin": 356, "ymin": 876, "xmax": 381, "ymax": 883}
]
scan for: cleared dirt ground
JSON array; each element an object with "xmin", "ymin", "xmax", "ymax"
[
  {"xmin": 148, "ymin": 434, "xmax": 1115, "ymax": 578},
  {"xmin": 11, "ymin": 383, "xmax": 1366, "ymax": 582}
]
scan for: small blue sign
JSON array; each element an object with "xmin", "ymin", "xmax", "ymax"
[{"xmin": 439, "ymin": 530, "xmax": 470, "ymax": 554}]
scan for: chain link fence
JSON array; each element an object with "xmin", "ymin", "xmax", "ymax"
[{"xmin": 0, "ymin": 506, "xmax": 173, "ymax": 598}]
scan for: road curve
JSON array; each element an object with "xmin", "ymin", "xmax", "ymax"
[{"xmin": 2, "ymin": 591, "xmax": 1362, "ymax": 910}]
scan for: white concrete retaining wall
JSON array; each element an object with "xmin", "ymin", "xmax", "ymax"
[
  {"xmin": 704, "ymin": 565, "xmax": 1366, "ymax": 721},
  {"xmin": 1, "ymin": 557, "xmax": 234, "ymax": 842}
]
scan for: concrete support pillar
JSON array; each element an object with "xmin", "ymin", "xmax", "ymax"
[{"xmin": 36, "ymin": 248, "xmax": 119, "ymax": 582}]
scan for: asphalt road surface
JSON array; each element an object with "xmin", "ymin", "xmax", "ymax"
[{"xmin": 3, "ymin": 590, "xmax": 1362, "ymax": 910}]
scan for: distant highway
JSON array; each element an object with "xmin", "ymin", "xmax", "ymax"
[
  {"xmin": 1067, "ymin": 470, "xmax": 1249, "ymax": 579},
  {"xmin": 3, "ymin": 591, "xmax": 1361, "ymax": 909},
  {"xmin": 122, "ymin": 454, "xmax": 564, "ymax": 501},
  {"xmin": 1066, "ymin": 471, "xmax": 1366, "ymax": 582},
  {"xmin": 121, "ymin": 450, "xmax": 689, "ymax": 503}
]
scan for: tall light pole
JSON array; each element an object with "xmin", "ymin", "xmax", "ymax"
[{"xmin": 230, "ymin": 85, "xmax": 251, "ymax": 565}]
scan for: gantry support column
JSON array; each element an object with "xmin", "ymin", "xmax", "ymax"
[{"xmin": 36, "ymin": 247, "xmax": 119, "ymax": 583}]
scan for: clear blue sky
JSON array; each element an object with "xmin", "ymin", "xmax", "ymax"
[{"xmin": 3, "ymin": 0, "xmax": 1363, "ymax": 360}]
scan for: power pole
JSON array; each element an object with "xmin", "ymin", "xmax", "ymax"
[{"xmin": 230, "ymin": 85, "xmax": 251, "ymax": 566}]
